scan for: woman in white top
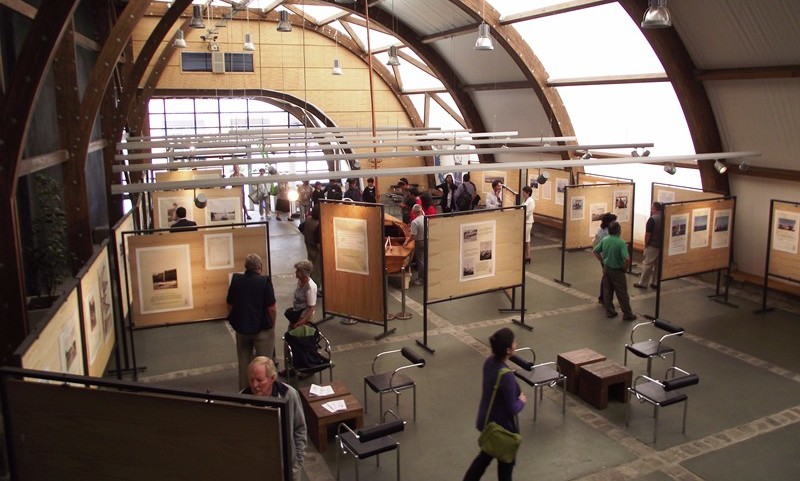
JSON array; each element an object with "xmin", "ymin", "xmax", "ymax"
[{"xmin": 521, "ymin": 186, "xmax": 535, "ymax": 264}]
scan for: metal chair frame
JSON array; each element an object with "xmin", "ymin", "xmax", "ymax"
[
  {"xmin": 364, "ymin": 347, "xmax": 425, "ymax": 421},
  {"xmin": 626, "ymin": 366, "xmax": 699, "ymax": 443},
  {"xmin": 335, "ymin": 410, "xmax": 405, "ymax": 481},
  {"xmin": 284, "ymin": 329, "xmax": 333, "ymax": 383},
  {"xmin": 624, "ymin": 319, "xmax": 684, "ymax": 376},
  {"xmin": 510, "ymin": 347, "xmax": 567, "ymax": 422}
]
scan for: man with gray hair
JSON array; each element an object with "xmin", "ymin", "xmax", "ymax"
[
  {"xmin": 243, "ymin": 356, "xmax": 307, "ymax": 481},
  {"xmin": 227, "ymin": 253, "xmax": 277, "ymax": 389}
]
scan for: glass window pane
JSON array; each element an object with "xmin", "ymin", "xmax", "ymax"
[
  {"xmin": 195, "ymin": 113, "xmax": 220, "ymax": 131},
  {"xmin": 148, "ymin": 99, "xmax": 164, "ymax": 113},
  {"xmin": 165, "ymin": 112, "xmax": 196, "ymax": 130},
  {"xmin": 194, "ymin": 98, "xmax": 219, "ymax": 113},
  {"xmin": 220, "ymin": 98, "xmax": 249, "ymax": 113},
  {"xmin": 164, "ymin": 98, "xmax": 196, "ymax": 113},
  {"xmin": 149, "ymin": 114, "xmax": 166, "ymax": 129},
  {"xmin": 247, "ymin": 99, "xmax": 276, "ymax": 113}
]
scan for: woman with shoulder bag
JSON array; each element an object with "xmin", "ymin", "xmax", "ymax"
[{"xmin": 463, "ymin": 328, "xmax": 527, "ymax": 481}]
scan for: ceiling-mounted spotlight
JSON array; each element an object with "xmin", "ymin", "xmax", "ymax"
[
  {"xmin": 386, "ymin": 45, "xmax": 401, "ymax": 66},
  {"xmin": 190, "ymin": 5, "xmax": 205, "ymax": 29},
  {"xmin": 536, "ymin": 171, "xmax": 550, "ymax": 185},
  {"xmin": 664, "ymin": 163, "xmax": 677, "ymax": 175},
  {"xmin": 174, "ymin": 29, "xmax": 187, "ymax": 49},
  {"xmin": 641, "ymin": 149, "xmax": 651, "ymax": 157},
  {"xmin": 631, "ymin": 149, "xmax": 639, "ymax": 157},
  {"xmin": 581, "ymin": 152, "xmax": 592, "ymax": 160},
  {"xmin": 641, "ymin": 0, "xmax": 672, "ymax": 29},
  {"xmin": 714, "ymin": 159, "xmax": 728, "ymax": 174},
  {"xmin": 738, "ymin": 161, "xmax": 750, "ymax": 172},
  {"xmin": 475, "ymin": 22, "xmax": 494, "ymax": 51},
  {"xmin": 332, "ymin": 58, "xmax": 343, "ymax": 75},
  {"xmin": 243, "ymin": 33, "xmax": 255, "ymax": 51},
  {"xmin": 277, "ymin": 10, "xmax": 292, "ymax": 32},
  {"xmin": 194, "ymin": 192, "xmax": 208, "ymax": 209}
]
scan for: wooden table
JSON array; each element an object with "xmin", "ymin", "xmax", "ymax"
[
  {"xmin": 578, "ymin": 360, "xmax": 632, "ymax": 409},
  {"xmin": 299, "ymin": 381, "xmax": 363, "ymax": 452},
  {"xmin": 556, "ymin": 348, "xmax": 607, "ymax": 395}
]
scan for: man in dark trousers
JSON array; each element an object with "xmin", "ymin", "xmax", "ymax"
[
  {"xmin": 227, "ymin": 253, "xmax": 277, "ymax": 389},
  {"xmin": 634, "ymin": 201, "xmax": 663, "ymax": 289},
  {"xmin": 169, "ymin": 206, "xmax": 197, "ymax": 232},
  {"xmin": 593, "ymin": 221, "xmax": 637, "ymax": 321}
]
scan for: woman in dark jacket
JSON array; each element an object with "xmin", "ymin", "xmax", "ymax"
[
  {"xmin": 436, "ymin": 173, "xmax": 456, "ymax": 213},
  {"xmin": 463, "ymin": 328, "xmax": 527, "ymax": 481}
]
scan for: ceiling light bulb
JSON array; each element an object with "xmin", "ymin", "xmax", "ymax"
[
  {"xmin": 714, "ymin": 160, "xmax": 728, "ymax": 174},
  {"xmin": 243, "ymin": 33, "xmax": 255, "ymax": 51},
  {"xmin": 386, "ymin": 46, "xmax": 401, "ymax": 66},
  {"xmin": 641, "ymin": 0, "xmax": 672, "ymax": 29},
  {"xmin": 277, "ymin": 10, "xmax": 292, "ymax": 32},
  {"xmin": 174, "ymin": 29, "xmax": 187, "ymax": 48},
  {"xmin": 475, "ymin": 22, "xmax": 494, "ymax": 51}
]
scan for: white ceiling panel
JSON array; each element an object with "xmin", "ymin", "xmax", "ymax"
[
  {"xmin": 379, "ymin": 0, "xmax": 475, "ymax": 37},
  {"xmin": 470, "ymin": 89, "xmax": 554, "ymax": 138},
  {"xmin": 429, "ymin": 32, "xmax": 527, "ymax": 86},
  {"xmin": 673, "ymin": 0, "xmax": 800, "ymax": 69},
  {"xmin": 705, "ymin": 79, "xmax": 800, "ymax": 170}
]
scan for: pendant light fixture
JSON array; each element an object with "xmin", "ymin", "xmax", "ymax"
[
  {"xmin": 190, "ymin": 5, "xmax": 205, "ymax": 28},
  {"xmin": 243, "ymin": 6, "xmax": 255, "ymax": 51},
  {"xmin": 174, "ymin": 29, "xmax": 187, "ymax": 48},
  {"xmin": 277, "ymin": 10, "xmax": 292, "ymax": 32},
  {"xmin": 386, "ymin": 45, "xmax": 401, "ymax": 66},
  {"xmin": 475, "ymin": 22, "xmax": 494, "ymax": 50},
  {"xmin": 332, "ymin": 31, "xmax": 343, "ymax": 75},
  {"xmin": 664, "ymin": 163, "xmax": 677, "ymax": 175},
  {"xmin": 641, "ymin": 0, "xmax": 672, "ymax": 29}
]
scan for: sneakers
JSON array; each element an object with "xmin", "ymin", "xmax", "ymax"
[
  {"xmin": 341, "ymin": 318, "xmax": 358, "ymax": 325},
  {"xmin": 623, "ymin": 314, "xmax": 638, "ymax": 321},
  {"xmin": 605, "ymin": 310, "xmax": 618, "ymax": 318},
  {"xmin": 633, "ymin": 283, "xmax": 648, "ymax": 289}
]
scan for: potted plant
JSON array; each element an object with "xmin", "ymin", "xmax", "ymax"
[{"xmin": 26, "ymin": 173, "xmax": 70, "ymax": 309}]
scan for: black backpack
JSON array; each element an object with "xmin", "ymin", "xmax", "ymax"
[{"xmin": 456, "ymin": 186, "xmax": 473, "ymax": 211}]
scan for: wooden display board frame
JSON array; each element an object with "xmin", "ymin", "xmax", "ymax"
[
  {"xmin": 318, "ymin": 201, "xmax": 391, "ymax": 339},
  {"xmin": 13, "ymin": 284, "xmax": 86, "ymax": 377},
  {"xmin": 651, "ymin": 182, "xmax": 725, "ymax": 205},
  {"xmin": 420, "ymin": 207, "xmax": 529, "ymax": 351},
  {"xmin": 525, "ymin": 168, "xmax": 572, "ymax": 221},
  {"xmin": 757, "ymin": 199, "xmax": 800, "ymax": 312},
  {"xmin": 576, "ymin": 172, "xmax": 633, "ymax": 185},
  {"xmin": 125, "ymin": 223, "xmax": 270, "ymax": 329},
  {"xmin": 76, "ymin": 242, "xmax": 117, "ymax": 377},
  {"xmin": 151, "ymin": 186, "xmax": 246, "ymax": 230},
  {"xmin": 556, "ymin": 182, "xmax": 636, "ymax": 286},
  {"xmin": 650, "ymin": 196, "xmax": 736, "ymax": 318},
  {"xmin": 0, "ymin": 367, "xmax": 291, "ymax": 481}
]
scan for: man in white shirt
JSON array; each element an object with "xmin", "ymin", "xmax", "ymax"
[{"xmin": 485, "ymin": 179, "xmax": 503, "ymax": 209}]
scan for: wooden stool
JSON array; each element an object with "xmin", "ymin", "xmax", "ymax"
[
  {"xmin": 578, "ymin": 360, "xmax": 633, "ymax": 409},
  {"xmin": 300, "ymin": 381, "xmax": 364, "ymax": 452},
  {"xmin": 556, "ymin": 348, "xmax": 606, "ymax": 394}
]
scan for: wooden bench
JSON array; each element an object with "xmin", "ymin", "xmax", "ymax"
[
  {"xmin": 578, "ymin": 360, "xmax": 633, "ymax": 409},
  {"xmin": 300, "ymin": 381, "xmax": 364, "ymax": 452}
]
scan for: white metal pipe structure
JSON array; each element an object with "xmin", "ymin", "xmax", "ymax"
[
  {"xmin": 124, "ymin": 126, "xmax": 471, "ymax": 142},
  {"xmin": 113, "ymin": 143, "xmax": 659, "ymax": 168},
  {"xmin": 116, "ymin": 133, "xmax": 568, "ymax": 153},
  {"xmin": 110, "ymin": 151, "xmax": 760, "ymax": 195},
  {"xmin": 114, "ymin": 137, "xmax": 623, "ymax": 161}
]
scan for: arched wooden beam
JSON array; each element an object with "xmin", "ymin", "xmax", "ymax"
[
  {"xmin": 618, "ymin": 0, "xmax": 728, "ymax": 194},
  {"xmin": 63, "ymin": 0, "xmax": 152, "ymax": 268},
  {"xmin": 0, "ymin": 0, "xmax": 80, "ymax": 361}
]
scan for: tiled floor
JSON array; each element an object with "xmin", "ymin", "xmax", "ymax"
[{"xmin": 127, "ymin": 217, "xmax": 800, "ymax": 481}]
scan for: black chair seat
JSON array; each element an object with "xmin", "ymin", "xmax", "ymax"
[
  {"xmin": 339, "ymin": 431, "xmax": 398, "ymax": 459},
  {"xmin": 514, "ymin": 365, "xmax": 563, "ymax": 386},
  {"xmin": 365, "ymin": 372, "xmax": 414, "ymax": 393},
  {"xmin": 634, "ymin": 381, "xmax": 687, "ymax": 407},
  {"xmin": 627, "ymin": 340, "xmax": 675, "ymax": 358}
]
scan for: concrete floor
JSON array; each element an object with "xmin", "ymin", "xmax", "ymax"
[{"xmin": 125, "ymin": 216, "xmax": 800, "ymax": 481}]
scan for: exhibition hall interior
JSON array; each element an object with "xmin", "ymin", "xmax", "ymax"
[{"xmin": 1, "ymin": 1, "xmax": 799, "ymax": 480}]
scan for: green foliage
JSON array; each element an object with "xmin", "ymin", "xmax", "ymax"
[{"xmin": 27, "ymin": 174, "xmax": 70, "ymax": 303}]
